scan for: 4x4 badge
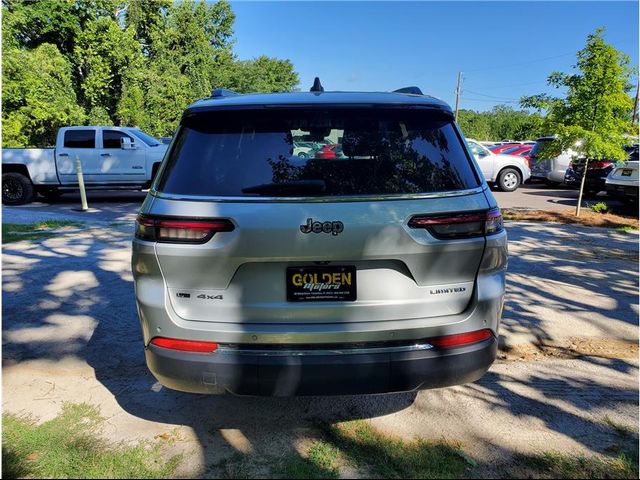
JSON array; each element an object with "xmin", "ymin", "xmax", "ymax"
[{"xmin": 300, "ymin": 218, "xmax": 344, "ymax": 236}]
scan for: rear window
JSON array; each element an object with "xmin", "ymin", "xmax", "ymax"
[
  {"xmin": 530, "ymin": 139, "xmax": 551, "ymax": 157},
  {"xmin": 156, "ymin": 108, "xmax": 480, "ymax": 197},
  {"xmin": 64, "ymin": 130, "xmax": 95, "ymax": 149}
]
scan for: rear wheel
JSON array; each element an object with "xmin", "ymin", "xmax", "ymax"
[
  {"xmin": 2, "ymin": 172, "xmax": 34, "ymax": 205},
  {"xmin": 497, "ymin": 168, "xmax": 521, "ymax": 192}
]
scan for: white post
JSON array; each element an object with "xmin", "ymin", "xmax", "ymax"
[{"xmin": 75, "ymin": 155, "xmax": 88, "ymax": 211}]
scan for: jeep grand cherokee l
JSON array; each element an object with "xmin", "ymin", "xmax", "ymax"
[{"xmin": 132, "ymin": 81, "xmax": 508, "ymax": 396}]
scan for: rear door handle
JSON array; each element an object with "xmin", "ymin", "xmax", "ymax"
[
  {"xmin": 100, "ymin": 153, "xmax": 111, "ymax": 157},
  {"xmin": 58, "ymin": 153, "xmax": 68, "ymax": 157}
]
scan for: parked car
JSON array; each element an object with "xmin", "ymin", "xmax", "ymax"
[
  {"xmin": 501, "ymin": 145, "xmax": 533, "ymax": 157},
  {"xmin": 466, "ymin": 139, "xmax": 531, "ymax": 191},
  {"xmin": 564, "ymin": 159, "xmax": 616, "ymax": 195},
  {"xmin": 132, "ymin": 82, "xmax": 507, "ymax": 396},
  {"xmin": 293, "ymin": 142, "xmax": 317, "ymax": 158},
  {"xmin": 315, "ymin": 143, "xmax": 342, "ymax": 159},
  {"xmin": 2, "ymin": 126, "xmax": 168, "ymax": 205},
  {"xmin": 529, "ymin": 136, "xmax": 575, "ymax": 185},
  {"xmin": 606, "ymin": 145, "xmax": 639, "ymax": 203},
  {"xmin": 489, "ymin": 143, "xmax": 520, "ymax": 154}
]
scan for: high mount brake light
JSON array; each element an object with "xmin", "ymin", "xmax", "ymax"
[
  {"xmin": 408, "ymin": 208, "xmax": 503, "ymax": 239},
  {"xmin": 150, "ymin": 337, "xmax": 218, "ymax": 353},
  {"xmin": 428, "ymin": 329, "xmax": 494, "ymax": 348},
  {"xmin": 135, "ymin": 215, "xmax": 234, "ymax": 243}
]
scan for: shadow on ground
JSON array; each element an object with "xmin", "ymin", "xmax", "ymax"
[{"xmin": 2, "ymin": 221, "xmax": 638, "ymax": 476}]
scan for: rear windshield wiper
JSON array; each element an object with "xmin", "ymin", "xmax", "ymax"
[{"xmin": 242, "ymin": 180, "xmax": 326, "ymax": 196}]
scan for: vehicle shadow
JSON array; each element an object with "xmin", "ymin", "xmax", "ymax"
[{"xmin": 2, "ymin": 221, "xmax": 638, "ymax": 476}]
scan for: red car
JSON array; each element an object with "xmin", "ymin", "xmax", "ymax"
[
  {"xmin": 315, "ymin": 143, "xmax": 341, "ymax": 159},
  {"xmin": 489, "ymin": 143, "xmax": 520, "ymax": 154},
  {"xmin": 501, "ymin": 145, "xmax": 532, "ymax": 155}
]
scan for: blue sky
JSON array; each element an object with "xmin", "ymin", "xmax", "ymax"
[{"xmin": 229, "ymin": 1, "xmax": 639, "ymax": 111}]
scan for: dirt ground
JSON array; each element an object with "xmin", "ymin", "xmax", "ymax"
[{"xmin": 2, "ymin": 219, "xmax": 638, "ymax": 477}]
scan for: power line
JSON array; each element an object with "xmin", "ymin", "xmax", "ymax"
[
  {"xmin": 463, "ymin": 52, "xmax": 575, "ymax": 73},
  {"xmin": 463, "ymin": 80, "xmax": 548, "ymax": 90},
  {"xmin": 461, "ymin": 97, "xmax": 521, "ymax": 105},
  {"xmin": 463, "ymin": 89, "xmax": 522, "ymax": 101}
]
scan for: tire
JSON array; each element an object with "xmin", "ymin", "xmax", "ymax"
[
  {"xmin": 38, "ymin": 187, "xmax": 63, "ymax": 201},
  {"xmin": 497, "ymin": 168, "xmax": 521, "ymax": 192},
  {"xmin": 2, "ymin": 172, "xmax": 34, "ymax": 205}
]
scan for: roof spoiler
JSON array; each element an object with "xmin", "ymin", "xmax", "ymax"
[
  {"xmin": 393, "ymin": 86, "xmax": 423, "ymax": 95},
  {"xmin": 211, "ymin": 88, "xmax": 239, "ymax": 98}
]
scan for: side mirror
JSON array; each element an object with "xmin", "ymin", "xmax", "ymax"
[{"xmin": 121, "ymin": 137, "xmax": 137, "ymax": 150}]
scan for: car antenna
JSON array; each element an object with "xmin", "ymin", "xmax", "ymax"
[{"xmin": 310, "ymin": 77, "xmax": 324, "ymax": 92}]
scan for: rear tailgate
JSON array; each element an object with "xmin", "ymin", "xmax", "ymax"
[{"xmin": 150, "ymin": 192, "xmax": 490, "ymax": 324}]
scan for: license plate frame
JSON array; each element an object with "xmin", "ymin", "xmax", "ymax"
[
  {"xmin": 286, "ymin": 265, "xmax": 357, "ymax": 302},
  {"xmin": 622, "ymin": 169, "xmax": 633, "ymax": 177}
]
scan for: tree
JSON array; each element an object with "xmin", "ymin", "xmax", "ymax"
[
  {"xmin": 2, "ymin": 43, "xmax": 86, "ymax": 147},
  {"xmin": 457, "ymin": 106, "xmax": 544, "ymax": 141},
  {"xmin": 220, "ymin": 56, "xmax": 299, "ymax": 93},
  {"xmin": 2, "ymin": 0, "xmax": 300, "ymax": 146},
  {"xmin": 521, "ymin": 28, "xmax": 634, "ymax": 215}
]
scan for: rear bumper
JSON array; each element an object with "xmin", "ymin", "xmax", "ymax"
[
  {"xmin": 606, "ymin": 183, "xmax": 639, "ymax": 199},
  {"xmin": 564, "ymin": 169, "xmax": 608, "ymax": 191},
  {"xmin": 145, "ymin": 336, "xmax": 497, "ymax": 396}
]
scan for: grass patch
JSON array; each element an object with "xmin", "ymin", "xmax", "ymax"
[
  {"xmin": 616, "ymin": 225, "xmax": 636, "ymax": 233},
  {"xmin": 507, "ymin": 417, "xmax": 638, "ymax": 479},
  {"xmin": 503, "ymin": 208, "xmax": 638, "ymax": 229},
  {"xmin": 276, "ymin": 441, "xmax": 342, "ymax": 479},
  {"xmin": 321, "ymin": 420, "xmax": 470, "ymax": 479},
  {"xmin": 2, "ymin": 403, "xmax": 181, "ymax": 479},
  {"xmin": 2, "ymin": 220, "xmax": 82, "ymax": 243},
  {"xmin": 511, "ymin": 451, "xmax": 638, "ymax": 479}
]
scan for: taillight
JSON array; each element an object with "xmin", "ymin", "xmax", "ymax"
[
  {"xmin": 135, "ymin": 215, "xmax": 234, "ymax": 243},
  {"xmin": 408, "ymin": 207, "xmax": 503, "ymax": 239},
  {"xmin": 589, "ymin": 161, "xmax": 614, "ymax": 169},
  {"xmin": 428, "ymin": 329, "xmax": 494, "ymax": 348},
  {"xmin": 150, "ymin": 337, "xmax": 218, "ymax": 353}
]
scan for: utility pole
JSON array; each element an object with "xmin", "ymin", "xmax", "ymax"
[{"xmin": 454, "ymin": 72, "xmax": 463, "ymax": 122}]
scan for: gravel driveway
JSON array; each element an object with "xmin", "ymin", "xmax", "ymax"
[{"xmin": 2, "ymin": 218, "xmax": 638, "ymax": 476}]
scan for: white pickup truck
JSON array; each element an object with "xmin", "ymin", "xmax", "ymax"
[{"xmin": 2, "ymin": 126, "xmax": 168, "ymax": 205}]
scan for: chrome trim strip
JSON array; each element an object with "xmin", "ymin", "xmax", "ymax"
[
  {"xmin": 216, "ymin": 343, "xmax": 433, "ymax": 356},
  {"xmin": 148, "ymin": 185, "xmax": 488, "ymax": 203}
]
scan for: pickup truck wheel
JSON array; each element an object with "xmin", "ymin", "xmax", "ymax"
[
  {"xmin": 497, "ymin": 168, "xmax": 521, "ymax": 192},
  {"xmin": 2, "ymin": 172, "xmax": 34, "ymax": 205}
]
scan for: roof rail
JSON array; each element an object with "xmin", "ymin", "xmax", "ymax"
[
  {"xmin": 393, "ymin": 86, "xmax": 423, "ymax": 95},
  {"xmin": 211, "ymin": 88, "xmax": 239, "ymax": 98}
]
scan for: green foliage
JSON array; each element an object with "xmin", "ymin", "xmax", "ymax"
[
  {"xmin": 2, "ymin": 403, "xmax": 181, "ymax": 478},
  {"xmin": 2, "ymin": 221, "xmax": 83, "ymax": 243},
  {"xmin": 590, "ymin": 201, "xmax": 609, "ymax": 213},
  {"xmin": 457, "ymin": 105, "xmax": 545, "ymax": 141},
  {"xmin": 2, "ymin": 0, "xmax": 300, "ymax": 146},
  {"xmin": 2, "ymin": 43, "xmax": 86, "ymax": 147},
  {"xmin": 521, "ymin": 28, "xmax": 635, "ymax": 162},
  {"xmin": 221, "ymin": 56, "xmax": 300, "ymax": 93}
]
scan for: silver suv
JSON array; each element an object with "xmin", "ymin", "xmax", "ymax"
[{"xmin": 132, "ymin": 81, "xmax": 508, "ymax": 396}]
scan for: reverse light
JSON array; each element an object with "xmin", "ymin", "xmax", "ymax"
[
  {"xmin": 135, "ymin": 215, "xmax": 234, "ymax": 243},
  {"xmin": 150, "ymin": 337, "xmax": 218, "ymax": 353},
  {"xmin": 428, "ymin": 329, "xmax": 494, "ymax": 348},
  {"xmin": 408, "ymin": 208, "xmax": 503, "ymax": 239}
]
